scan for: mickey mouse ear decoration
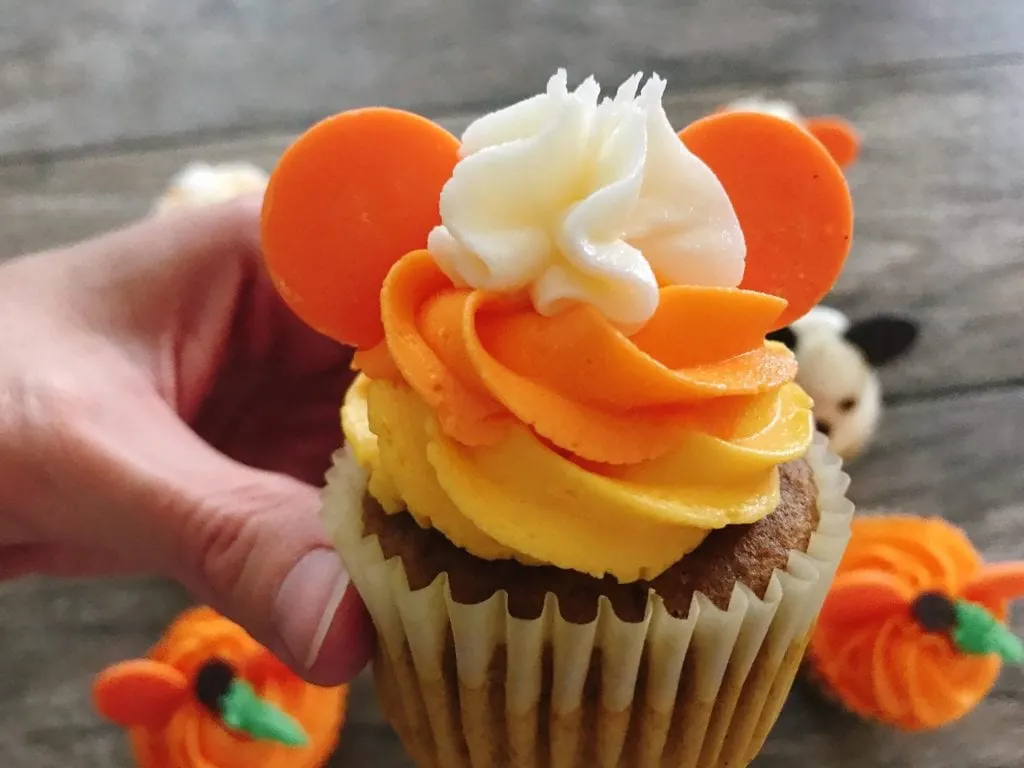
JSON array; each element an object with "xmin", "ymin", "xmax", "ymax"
[
  {"xmin": 261, "ymin": 108, "xmax": 460, "ymax": 349},
  {"xmin": 680, "ymin": 111, "xmax": 854, "ymax": 328},
  {"xmin": 262, "ymin": 87, "xmax": 854, "ymax": 350}
]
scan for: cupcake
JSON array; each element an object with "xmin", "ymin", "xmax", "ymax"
[
  {"xmin": 153, "ymin": 161, "xmax": 268, "ymax": 214},
  {"xmin": 260, "ymin": 69, "xmax": 856, "ymax": 767},
  {"xmin": 809, "ymin": 514, "xmax": 1024, "ymax": 731},
  {"xmin": 722, "ymin": 96, "xmax": 860, "ymax": 169},
  {"xmin": 93, "ymin": 607, "xmax": 347, "ymax": 768}
]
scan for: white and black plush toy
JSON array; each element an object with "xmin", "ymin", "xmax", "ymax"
[{"xmin": 767, "ymin": 306, "xmax": 918, "ymax": 461}]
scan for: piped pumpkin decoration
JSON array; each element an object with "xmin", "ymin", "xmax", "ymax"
[
  {"xmin": 808, "ymin": 515, "xmax": 1024, "ymax": 731},
  {"xmin": 259, "ymin": 102, "xmax": 853, "ymax": 466},
  {"xmin": 93, "ymin": 607, "xmax": 347, "ymax": 768}
]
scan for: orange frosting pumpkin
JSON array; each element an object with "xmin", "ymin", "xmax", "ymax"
[
  {"xmin": 809, "ymin": 515, "xmax": 1024, "ymax": 730},
  {"xmin": 93, "ymin": 607, "xmax": 347, "ymax": 768}
]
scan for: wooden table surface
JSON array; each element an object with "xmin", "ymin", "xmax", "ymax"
[{"xmin": 2, "ymin": 1, "xmax": 1024, "ymax": 766}]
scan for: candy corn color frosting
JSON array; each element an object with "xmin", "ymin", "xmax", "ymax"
[
  {"xmin": 809, "ymin": 516, "xmax": 1024, "ymax": 731},
  {"xmin": 93, "ymin": 607, "xmax": 346, "ymax": 768},
  {"xmin": 723, "ymin": 96, "xmax": 860, "ymax": 168},
  {"xmin": 260, "ymin": 70, "xmax": 853, "ymax": 582}
]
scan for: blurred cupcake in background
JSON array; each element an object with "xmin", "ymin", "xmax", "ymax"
[{"xmin": 154, "ymin": 161, "xmax": 268, "ymax": 214}]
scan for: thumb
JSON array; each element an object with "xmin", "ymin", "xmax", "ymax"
[
  {"xmin": 44, "ymin": 399, "xmax": 374, "ymax": 686},
  {"xmin": 177, "ymin": 462, "xmax": 376, "ymax": 684},
  {"xmin": 169, "ymin": 455, "xmax": 374, "ymax": 686}
]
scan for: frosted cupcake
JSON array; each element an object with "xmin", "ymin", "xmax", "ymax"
[
  {"xmin": 260, "ymin": 70, "xmax": 856, "ymax": 767},
  {"xmin": 809, "ymin": 514, "xmax": 1024, "ymax": 731}
]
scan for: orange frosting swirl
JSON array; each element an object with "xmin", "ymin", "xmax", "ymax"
[
  {"xmin": 94, "ymin": 608, "xmax": 345, "ymax": 768},
  {"xmin": 809, "ymin": 516, "xmax": 1024, "ymax": 731},
  {"xmin": 344, "ymin": 248, "xmax": 814, "ymax": 580},
  {"xmin": 358, "ymin": 249, "xmax": 796, "ymax": 464}
]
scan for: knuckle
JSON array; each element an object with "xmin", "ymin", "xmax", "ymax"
[
  {"xmin": 182, "ymin": 482, "xmax": 267, "ymax": 586},
  {"xmin": 177, "ymin": 474, "xmax": 312, "ymax": 629}
]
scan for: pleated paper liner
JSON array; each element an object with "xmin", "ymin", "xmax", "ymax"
[{"xmin": 322, "ymin": 435, "xmax": 853, "ymax": 768}]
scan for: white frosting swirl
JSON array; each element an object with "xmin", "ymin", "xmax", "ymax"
[{"xmin": 427, "ymin": 70, "xmax": 745, "ymax": 332}]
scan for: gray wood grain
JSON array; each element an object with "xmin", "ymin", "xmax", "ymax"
[
  {"xmin": 3, "ymin": 64, "xmax": 1024, "ymax": 399},
  {"xmin": 3, "ymin": 2, "xmax": 1024, "ymax": 766},
  {"xmin": 1, "ymin": 0, "xmax": 1024, "ymax": 155},
  {"xmin": 844, "ymin": 388, "xmax": 1024, "ymax": 522},
  {"xmin": 1, "ymin": 388, "xmax": 1022, "ymax": 768}
]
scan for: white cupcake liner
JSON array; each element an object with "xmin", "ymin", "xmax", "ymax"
[{"xmin": 322, "ymin": 435, "xmax": 853, "ymax": 768}]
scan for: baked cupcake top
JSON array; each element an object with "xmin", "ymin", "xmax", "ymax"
[
  {"xmin": 722, "ymin": 96, "xmax": 860, "ymax": 168},
  {"xmin": 260, "ymin": 70, "xmax": 853, "ymax": 582},
  {"xmin": 809, "ymin": 515, "xmax": 1024, "ymax": 731},
  {"xmin": 93, "ymin": 607, "xmax": 346, "ymax": 768}
]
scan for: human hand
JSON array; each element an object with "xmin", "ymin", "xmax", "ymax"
[{"xmin": 0, "ymin": 197, "xmax": 372, "ymax": 686}]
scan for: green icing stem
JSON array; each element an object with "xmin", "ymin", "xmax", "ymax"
[
  {"xmin": 219, "ymin": 679, "xmax": 309, "ymax": 747},
  {"xmin": 952, "ymin": 600, "xmax": 1024, "ymax": 663}
]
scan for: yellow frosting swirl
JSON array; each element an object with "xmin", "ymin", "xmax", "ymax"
[{"xmin": 343, "ymin": 374, "xmax": 813, "ymax": 581}]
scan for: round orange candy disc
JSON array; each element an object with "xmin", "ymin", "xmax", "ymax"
[
  {"xmin": 681, "ymin": 111, "xmax": 853, "ymax": 328},
  {"xmin": 261, "ymin": 107, "xmax": 460, "ymax": 349}
]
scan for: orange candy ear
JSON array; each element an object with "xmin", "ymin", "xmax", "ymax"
[
  {"xmin": 679, "ymin": 111, "xmax": 853, "ymax": 328},
  {"xmin": 805, "ymin": 117, "xmax": 861, "ymax": 168},
  {"xmin": 93, "ymin": 660, "xmax": 189, "ymax": 729},
  {"xmin": 261, "ymin": 108, "xmax": 460, "ymax": 349},
  {"xmin": 818, "ymin": 571, "xmax": 913, "ymax": 627}
]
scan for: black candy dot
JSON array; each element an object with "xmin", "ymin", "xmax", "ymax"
[
  {"xmin": 194, "ymin": 658, "xmax": 236, "ymax": 713},
  {"xmin": 910, "ymin": 591, "xmax": 957, "ymax": 633}
]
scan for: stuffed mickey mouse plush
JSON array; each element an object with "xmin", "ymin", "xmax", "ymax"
[{"xmin": 768, "ymin": 306, "xmax": 918, "ymax": 461}]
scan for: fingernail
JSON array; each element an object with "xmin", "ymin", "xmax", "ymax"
[
  {"xmin": 274, "ymin": 549, "xmax": 349, "ymax": 671},
  {"xmin": 305, "ymin": 572, "xmax": 351, "ymax": 670}
]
